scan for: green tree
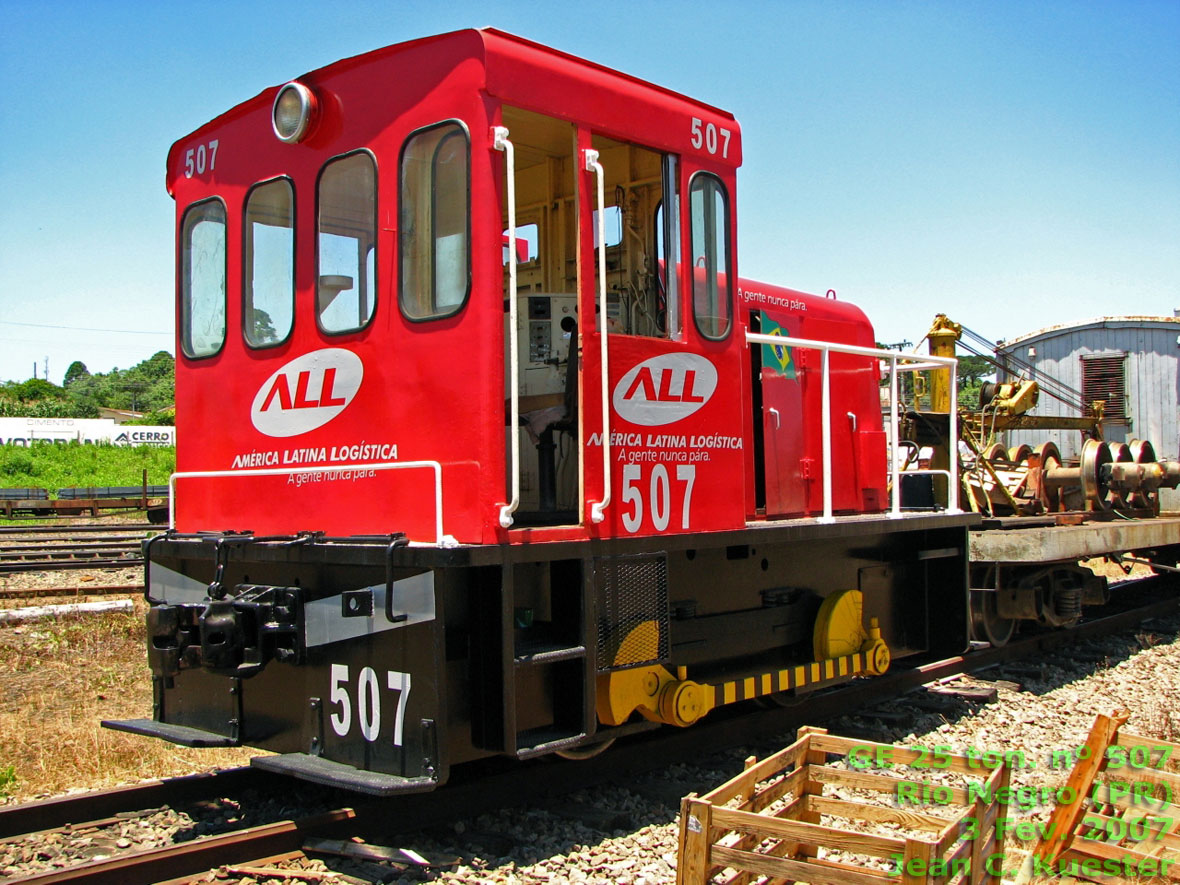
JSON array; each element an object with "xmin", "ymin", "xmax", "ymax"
[
  {"xmin": 63, "ymin": 361, "xmax": 90, "ymax": 387},
  {"xmin": 957, "ymin": 355, "xmax": 994, "ymax": 386},
  {"xmin": 4, "ymin": 378, "xmax": 67, "ymax": 402},
  {"xmin": 251, "ymin": 308, "xmax": 278, "ymax": 345}
]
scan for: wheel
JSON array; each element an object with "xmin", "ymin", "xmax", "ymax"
[
  {"xmin": 1128, "ymin": 439, "xmax": 1159, "ymax": 512},
  {"xmin": 970, "ymin": 589, "xmax": 1016, "ymax": 647},
  {"xmin": 555, "ymin": 738, "xmax": 616, "ymax": 760},
  {"xmin": 1080, "ymin": 439, "xmax": 1113, "ymax": 511},
  {"xmin": 758, "ymin": 691, "xmax": 807, "ymax": 708},
  {"xmin": 1034, "ymin": 441, "xmax": 1063, "ymax": 512},
  {"xmin": 1107, "ymin": 442, "xmax": 1133, "ymax": 509},
  {"xmin": 982, "ymin": 443, "xmax": 1006, "ymax": 463},
  {"xmin": 1007, "ymin": 445, "xmax": 1032, "ymax": 465}
]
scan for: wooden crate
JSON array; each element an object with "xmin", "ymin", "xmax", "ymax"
[
  {"xmin": 1030, "ymin": 712, "xmax": 1180, "ymax": 881},
  {"xmin": 677, "ymin": 726, "xmax": 1012, "ymax": 885}
]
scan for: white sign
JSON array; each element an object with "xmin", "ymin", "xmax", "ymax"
[
  {"xmin": 251, "ymin": 348, "xmax": 364, "ymax": 438},
  {"xmin": 612, "ymin": 353, "xmax": 718, "ymax": 427},
  {"xmin": 0, "ymin": 418, "xmax": 174, "ymax": 447}
]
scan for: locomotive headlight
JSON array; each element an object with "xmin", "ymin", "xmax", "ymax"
[{"xmin": 272, "ymin": 81, "xmax": 317, "ymax": 143}]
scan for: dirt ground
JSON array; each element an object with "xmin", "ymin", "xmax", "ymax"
[{"xmin": 0, "ymin": 600, "xmax": 257, "ymax": 802}]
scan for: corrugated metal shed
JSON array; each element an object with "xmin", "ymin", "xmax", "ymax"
[{"xmin": 996, "ymin": 315, "xmax": 1180, "ymax": 462}]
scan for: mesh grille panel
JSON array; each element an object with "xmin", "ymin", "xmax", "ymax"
[{"xmin": 595, "ymin": 553, "xmax": 669, "ymax": 672}]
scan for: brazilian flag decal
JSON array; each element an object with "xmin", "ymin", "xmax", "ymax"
[{"xmin": 761, "ymin": 313, "xmax": 796, "ymax": 379}]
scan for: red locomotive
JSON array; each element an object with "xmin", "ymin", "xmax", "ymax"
[{"xmin": 108, "ymin": 29, "xmax": 1174, "ymax": 794}]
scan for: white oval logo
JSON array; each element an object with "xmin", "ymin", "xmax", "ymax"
[
  {"xmin": 612, "ymin": 353, "xmax": 718, "ymax": 426},
  {"xmin": 250, "ymin": 348, "xmax": 364, "ymax": 438}
]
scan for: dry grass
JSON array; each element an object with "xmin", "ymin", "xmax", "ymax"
[{"xmin": 0, "ymin": 601, "xmax": 256, "ymax": 802}]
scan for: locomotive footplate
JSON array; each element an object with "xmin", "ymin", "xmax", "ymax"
[
  {"xmin": 104, "ymin": 532, "xmax": 448, "ymax": 794},
  {"xmin": 102, "ymin": 717, "xmax": 240, "ymax": 748}
]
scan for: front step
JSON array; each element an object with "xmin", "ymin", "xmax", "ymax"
[
  {"xmin": 251, "ymin": 753, "xmax": 438, "ymax": 796},
  {"xmin": 102, "ymin": 718, "xmax": 240, "ymax": 748}
]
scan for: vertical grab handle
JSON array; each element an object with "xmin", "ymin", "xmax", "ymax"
[
  {"xmin": 494, "ymin": 127, "xmax": 519, "ymax": 529},
  {"xmin": 584, "ymin": 148, "xmax": 611, "ymax": 524}
]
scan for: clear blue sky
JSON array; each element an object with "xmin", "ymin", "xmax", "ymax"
[{"xmin": 1, "ymin": 0, "xmax": 1177, "ymax": 384}]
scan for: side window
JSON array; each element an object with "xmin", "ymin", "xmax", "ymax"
[
  {"xmin": 400, "ymin": 122, "xmax": 470, "ymax": 320},
  {"xmin": 317, "ymin": 152, "xmax": 377, "ymax": 333},
  {"xmin": 689, "ymin": 172, "xmax": 732, "ymax": 340},
  {"xmin": 244, "ymin": 178, "xmax": 294, "ymax": 347},
  {"xmin": 181, "ymin": 199, "xmax": 227, "ymax": 359}
]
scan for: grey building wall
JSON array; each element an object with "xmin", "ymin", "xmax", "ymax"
[{"xmin": 996, "ymin": 317, "xmax": 1180, "ymax": 468}]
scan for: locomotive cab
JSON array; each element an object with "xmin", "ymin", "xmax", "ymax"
[{"xmin": 106, "ymin": 29, "xmax": 976, "ymax": 794}]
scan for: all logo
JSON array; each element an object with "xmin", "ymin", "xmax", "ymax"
[
  {"xmin": 251, "ymin": 349, "xmax": 364, "ymax": 438},
  {"xmin": 612, "ymin": 353, "xmax": 718, "ymax": 426}
]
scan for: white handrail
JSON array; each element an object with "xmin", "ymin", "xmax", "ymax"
[
  {"xmin": 494, "ymin": 126, "xmax": 519, "ymax": 529},
  {"xmin": 746, "ymin": 332, "xmax": 961, "ymax": 521},
  {"xmin": 585, "ymin": 148, "xmax": 611, "ymax": 524},
  {"xmin": 168, "ymin": 460, "xmax": 457, "ymax": 547}
]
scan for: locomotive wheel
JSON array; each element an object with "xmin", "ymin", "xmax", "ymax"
[
  {"xmin": 1128, "ymin": 439, "xmax": 1159, "ymax": 512},
  {"xmin": 758, "ymin": 691, "xmax": 806, "ymax": 708},
  {"xmin": 1034, "ymin": 441, "xmax": 1063, "ymax": 512},
  {"xmin": 970, "ymin": 590, "xmax": 1016, "ymax": 648},
  {"xmin": 555, "ymin": 738, "xmax": 616, "ymax": 760},
  {"xmin": 1007, "ymin": 444, "xmax": 1032, "ymax": 465},
  {"xmin": 1107, "ymin": 442, "xmax": 1133, "ymax": 509},
  {"xmin": 1080, "ymin": 439, "xmax": 1114, "ymax": 511}
]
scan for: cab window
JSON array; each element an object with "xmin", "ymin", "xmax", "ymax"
[
  {"xmin": 400, "ymin": 122, "xmax": 470, "ymax": 320},
  {"xmin": 588, "ymin": 134, "xmax": 672, "ymax": 338},
  {"xmin": 317, "ymin": 152, "xmax": 377, "ymax": 333},
  {"xmin": 180, "ymin": 199, "xmax": 227, "ymax": 359},
  {"xmin": 689, "ymin": 172, "xmax": 731, "ymax": 340},
  {"xmin": 244, "ymin": 178, "xmax": 294, "ymax": 347}
]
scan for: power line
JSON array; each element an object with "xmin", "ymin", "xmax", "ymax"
[{"xmin": 0, "ymin": 320, "xmax": 170, "ymax": 335}]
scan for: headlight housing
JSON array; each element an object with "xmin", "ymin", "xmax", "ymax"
[{"xmin": 272, "ymin": 81, "xmax": 317, "ymax": 143}]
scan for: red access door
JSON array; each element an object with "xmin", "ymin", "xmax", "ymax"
[{"xmin": 758, "ymin": 312, "xmax": 808, "ymax": 517}]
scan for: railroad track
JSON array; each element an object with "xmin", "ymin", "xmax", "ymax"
[
  {"xmin": 0, "ymin": 524, "xmax": 154, "ymax": 536},
  {"xmin": 0, "ymin": 584, "xmax": 142, "ymax": 599},
  {"xmin": 1, "ymin": 574, "xmax": 1174, "ymax": 884},
  {"xmin": 0, "ymin": 526, "xmax": 150, "ymax": 575}
]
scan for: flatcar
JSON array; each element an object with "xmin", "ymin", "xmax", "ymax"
[{"xmin": 106, "ymin": 29, "xmax": 1177, "ymax": 794}]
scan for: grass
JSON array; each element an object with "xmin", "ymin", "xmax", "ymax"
[
  {"xmin": 0, "ymin": 443, "xmax": 175, "ymax": 493},
  {"xmin": 0, "ymin": 604, "xmax": 256, "ymax": 801}
]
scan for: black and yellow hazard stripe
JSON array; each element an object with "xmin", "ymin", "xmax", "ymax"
[{"xmin": 709, "ymin": 651, "xmax": 866, "ymax": 707}]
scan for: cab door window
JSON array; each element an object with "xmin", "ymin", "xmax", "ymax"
[
  {"xmin": 588, "ymin": 135, "xmax": 671, "ymax": 338},
  {"xmin": 689, "ymin": 172, "xmax": 731, "ymax": 340}
]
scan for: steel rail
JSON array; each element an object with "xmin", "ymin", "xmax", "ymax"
[
  {"xmin": 0, "ymin": 557, "xmax": 143, "ymax": 574},
  {"xmin": 0, "ymin": 535, "xmax": 147, "ymax": 545},
  {"xmin": 0, "ymin": 584, "xmax": 142, "ymax": 598},
  {"xmin": 12, "ymin": 808, "xmax": 359, "ymax": 885},
  {"xmin": 0, "ymin": 524, "xmax": 153, "ymax": 535},
  {"xmin": 1, "ymin": 543, "xmax": 141, "ymax": 557},
  {"xmin": 0, "ymin": 768, "xmax": 273, "ymax": 840}
]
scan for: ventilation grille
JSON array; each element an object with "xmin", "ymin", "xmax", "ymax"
[
  {"xmin": 1081, "ymin": 354, "xmax": 1127, "ymax": 422},
  {"xmin": 595, "ymin": 553, "xmax": 669, "ymax": 672}
]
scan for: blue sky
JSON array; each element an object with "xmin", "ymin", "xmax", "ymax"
[{"xmin": 1, "ymin": 0, "xmax": 1177, "ymax": 384}]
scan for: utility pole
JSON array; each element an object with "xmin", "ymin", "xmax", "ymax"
[{"xmin": 43, "ymin": 357, "xmax": 49, "ymax": 383}]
